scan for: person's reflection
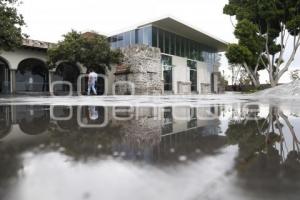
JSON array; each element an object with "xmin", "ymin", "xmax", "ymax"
[{"xmin": 88, "ymin": 106, "xmax": 98, "ymax": 121}]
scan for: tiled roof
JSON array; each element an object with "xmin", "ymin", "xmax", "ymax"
[{"xmin": 22, "ymin": 39, "xmax": 54, "ymax": 49}]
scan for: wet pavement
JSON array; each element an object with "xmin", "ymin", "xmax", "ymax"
[{"xmin": 0, "ymin": 96, "xmax": 300, "ymax": 200}]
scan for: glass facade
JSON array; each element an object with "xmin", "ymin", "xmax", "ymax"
[
  {"xmin": 109, "ymin": 25, "xmax": 218, "ymax": 64},
  {"xmin": 109, "ymin": 26, "xmax": 152, "ymax": 49}
]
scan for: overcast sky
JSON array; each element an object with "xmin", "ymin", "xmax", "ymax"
[{"xmin": 18, "ymin": 0, "xmax": 300, "ymax": 83}]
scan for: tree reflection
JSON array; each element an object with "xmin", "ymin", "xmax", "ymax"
[{"xmin": 226, "ymin": 105, "xmax": 300, "ymax": 192}]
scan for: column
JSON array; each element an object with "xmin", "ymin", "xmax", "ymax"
[
  {"xmin": 48, "ymin": 71, "xmax": 53, "ymax": 95},
  {"xmin": 10, "ymin": 70, "xmax": 16, "ymax": 94}
]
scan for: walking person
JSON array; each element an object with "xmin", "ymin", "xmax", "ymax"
[{"xmin": 87, "ymin": 69, "xmax": 98, "ymax": 95}]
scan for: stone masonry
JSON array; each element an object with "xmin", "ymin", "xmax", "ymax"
[{"xmin": 114, "ymin": 45, "xmax": 163, "ymax": 95}]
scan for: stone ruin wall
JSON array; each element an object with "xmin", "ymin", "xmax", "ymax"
[
  {"xmin": 114, "ymin": 45, "xmax": 163, "ymax": 95},
  {"xmin": 111, "ymin": 107, "xmax": 162, "ymax": 149}
]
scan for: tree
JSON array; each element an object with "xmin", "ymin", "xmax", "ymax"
[
  {"xmin": 238, "ymin": 67, "xmax": 253, "ymax": 86},
  {"xmin": 224, "ymin": 0, "xmax": 300, "ymax": 87},
  {"xmin": 47, "ymin": 30, "xmax": 123, "ymax": 71},
  {"xmin": 0, "ymin": 0, "xmax": 25, "ymax": 51},
  {"xmin": 229, "ymin": 64, "xmax": 241, "ymax": 85}
]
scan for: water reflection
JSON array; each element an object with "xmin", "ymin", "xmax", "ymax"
[
  {"xmin": 0, "ymin": 106, "xmax": 11, "ymax": 139},
  {"xmin": 0, "ymin": 103, "xmax": 299, "ymax": 199},
  {"xmin": 226, "ymin": 105, "xmax": 300, "ymax": 197},
  {"xmin": 0, "ymin": 105, "xmax": 223, "ymax": 160},
  {"xmin": 17, "ymin": 105, "xmax": 50, "ymax": 135}
]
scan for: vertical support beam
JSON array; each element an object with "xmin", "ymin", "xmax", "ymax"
[
  {"xmin": 214, "ymin": 73, "xmax": 219, "ymax": 93},
  {"xmin": 10, "ymin": 70, "xmax": 16, "ymax": 94},
  {"xmin": 103, "ymin": 75, "xmax": 108, "ymax": 95},
  {"xmin": 48, "ymin": 71, "xmax": 53, "ymax": 95},
  {"xmin": 80, "ymin": 73, "xmax": 85, "ymax": 95},
  {"xmin": 211, "ymin": 72, "xmax": 219, "ymax": 94},
  {"xmin": 10, "ymin": 105, "xmax": 17, "ymax": 124}
]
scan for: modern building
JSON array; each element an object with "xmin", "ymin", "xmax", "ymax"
[
  {"xmin": 109, "ymin": 17, "xmax": 227, "ymax": 94},
  {"xmin": 0, "ymin": 17, "xmax": 227, "ymax": 95}
]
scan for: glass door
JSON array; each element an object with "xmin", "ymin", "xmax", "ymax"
[
  {"xmin": 162, "ymin": 55, "xmax": 173, "ymax": 92},
  {"xmin": 188, "ymin": 60, "xmax": 197, "ymax": 92}
]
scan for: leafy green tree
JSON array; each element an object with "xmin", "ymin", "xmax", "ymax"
[
  {"xmin": 47, "ymin": 30, "xmax": 123, "ymax": 71},
  {"xmin": 224, "ymin": 0, "xmax": 300, "ymax": 87},
  {"xmin": 0, "ymin": 0, "xmax": 25, "ymax": 51}
]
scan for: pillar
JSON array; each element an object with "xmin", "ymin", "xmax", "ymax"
[
  {"xmin": 49, "ymin": 71, "xmax": 53, "ymax": 95},
  {"xmin": 10, "ymin": 70, "xmax": 16, "ymax": 94}
]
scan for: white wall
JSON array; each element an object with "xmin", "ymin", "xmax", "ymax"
[
  {"xmin": 0, "ymin": 49, "xmax": 48, "ymax": 70},
  {"xmin": 197, "ymin": 61, "xmax": 211, "ymax": 94},
  {"xmin": 172, "ymin": 55, "xmax": 189, "ymax": 94},
  {"xmin": 169, "ymin": 55, "xmax": 213, "ymax": 94},
  {"xmin": 163, "ymin": 106, "xmax": 220, "ymax": 135},
  {"xmin": 107, "ymin": 65, "xmax": 117, "ymax": 95}
]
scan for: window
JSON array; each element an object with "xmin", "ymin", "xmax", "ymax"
[
  {"xmin": 187, "ymin": 40, "xmax": 191, "ymax": 59},
  {"xmin": 152, "ymin": 27, "xmax": 158, "ymax": 47},
  {"xmin": 188, "ymin": 60, "xmax": 197, "ymax": 92},
  {"xmin": 165, "ymin": 32, "xmax": 170, "ymax": 54},
  {"xmin": 138, "ymin": 28, "xmax": 143, "ymax": 44},
  {"xmin": 110, "ymin": 35, "xmax": 118, "ymax": 48},
  {"xmin": 161, "ymin": 54, "xmax": 172, "ymax": 66},
  {"xmin": 130, "ymin": 30, "xmax": 136, "ymax": 45},
  {"xmin": 159, "ymin": 29, "xmax": 164, "ymax": 53},
  {"xmin": 176, "ymin": 36, "xmax": 181, "ymax": 56},
  {"xmin": 188, "ymin": 107, "xmax": 197, "ymax": 128},
  {"xmin": 143, "ymin": 26, "xmax": 152, "ymax": 46},
  {"xmin": 135, "ymin": 29, "xmax": 139, "ymax": 44},
  {"xmin": 162, "ymin": 55, "xmax": 172, "ymax": 91},
  {"xmin": 124, "ymin": 31, "xmax": 131, "ymax": 46},
  {"xmin": 171, "ymin": 33, "xmax": 175, "ymax": 55},
  {"xmin": 162, "ymin": 107, "xmax": 173, "ymax": 134},
  {"xmin": 183, "ymin": 38, "xmax": 188, "ymax": 57},
  {"xmin": 116, "ymin": 34, "xmax": 124, "ymax": 48}
]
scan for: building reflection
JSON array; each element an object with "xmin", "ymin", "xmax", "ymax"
[
  {"xmin": 16, "ymin": 105, "xmax": 50, "ymax": 135},
  {"xmin": 0, "ymin": 105, "xmax": 224, "ymax": 164},
  {"xmin": 50, "ymin": 106, "xmax": 79, "ymax": 132},
  {"xmin": 1, "ymin": 103, "xmax": 300, "ymax": 199},
  {"xmin": 0, "ymin": 106, "xmax": 11, "ymax": 139}
]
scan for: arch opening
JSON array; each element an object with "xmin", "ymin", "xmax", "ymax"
[
  {"xmin": 0, "ymin": 58, "xmax": 11, "ymax": 94},
  {"xmin": 16, "ymin": 59, "xmax": 49, "ymax": 92},
  {"xmin": 17, "ymin": 105, "xmax": 50, "ymax": 135},
  {"xmin": 53, "ymin": 62, "xmax": 80, "ymax": 93}
]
